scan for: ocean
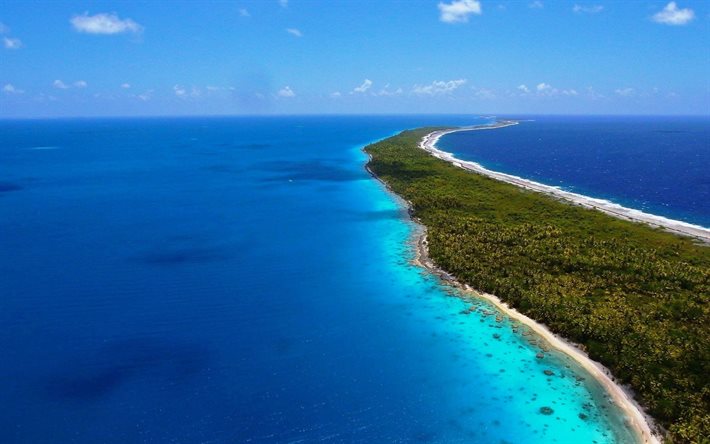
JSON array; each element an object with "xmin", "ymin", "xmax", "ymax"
[
  {"xmin": 437, "ymin": 115, "xmax": 710, "ymax": 228},
  {"xmin": 0, "ymin": 115, "xmax": 673, "ymax": 443}
]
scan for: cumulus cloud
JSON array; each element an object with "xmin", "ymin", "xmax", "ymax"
[
  {"xmin": 52, "ymin": 79, "xmax": 87, "ymax": 90},
  {"xmin": 573, "ymin": 4, "xmax": 604, "ymax": 14},
  {"xmin": 529, "ymin": 1, "xmax": 544, "ymax": 9},
  {"xmin": 286, "ymin": 28, "xmax": 302, "ymax": 37},
  {"xmin": 121, "ymin": 83, "xmax": 131, "ymax": 89},
  {"xmin": 517, "ymin": 84, "xmax": 530, "ymax": 93},
  {"xmin": 3, "ymin": 83, "xmax": 24, "ymax": 94},
  {"xmin": 536, "ymin": 82, "xmax": 552, "ymax": 92},
  {"xmin": 472, "ymin": 87, "xmax": 495, "ymax": 99},
  {"xmin": 413, "ymin": 79, "xmax": 467, "ymax": 95},
  {"xmin": 330, "ymin": 91, "xmax": 342, "ymax": 98},
  {"xmin": 137, "ymin": 90, "xmax": 153, "ymax": 101},
  {"xmin": 3, "ymin": 36, "xmax": 22, "ymax": 49},
  {"xmin": 438, "ymin": 0, "xmax": 482, "ymax": 23},
  {"xmin": 174, "ymin": 85, "xmax": 199, "ymax": 98},
  {"xmin": 277, "ymin": 86, "xmax": 295, "ymax": 97},
  {"xmin": 239, "ymin": 8, "xmax": 251, "ymax": 17},
  {"xmin": 652, "ymin": 2, "xmax": 694, "ymax": 25},
  {"xmin": 352, "ymin": 79, "xmax": 373, "ymax": 93},
  {"xmin": 375, "ymin": 84, "xmax": 403, "ymax": 96},
  {"xmin": 615, "ymin": 87, "xmax": 635, "ymax": 97},
  {"xmin": 71, "ymin": 12, "xmax": 143, "ymax": 35}
]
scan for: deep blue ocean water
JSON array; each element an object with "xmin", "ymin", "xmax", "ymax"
[
  {"xmin": 1, "ymin": 116, "xmax": 645, "ymax": 443},
  {"xmin": 438, "ymin": 116, "xmax": 710, "ymax": 228}
]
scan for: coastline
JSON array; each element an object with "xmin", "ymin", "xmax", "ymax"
[
  {"xmin": 412, "ymin": 230, "xmax": 662, "ymax": 444},
  {"xmin": 420, "ymin": 122, "xmax": 710, "ymax": 245},
  {"xmin": 363, "ymin": 130, "xmax": 666, "ymax": 444}
]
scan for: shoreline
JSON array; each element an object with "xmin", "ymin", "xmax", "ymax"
[
  {"xmin": 412, "ymin": 230, "xmax": 662, "ymax": 444},
  {"xmin": 420, "ymin": 121, "xmax": 710, "ymax": 245},
  {"xmin": 363, "ymin": 129, "xmax": 665, "ymax": 444}
]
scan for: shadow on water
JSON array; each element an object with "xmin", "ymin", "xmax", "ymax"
[
  {"xmin": 255, "ymin": 160, "xmax": 366, "ymax": 182},
  {"xmin": 44, "ymin": 338, "xmax": 210, "ymax": 401},
  {"xmin": 137, "ymin": 246, "xmax": 230, "ymax": 265},
  {"xmin": 0, "ymin": 182, "xmax": 23, "ymax": 193},
  {"xmin": 234, "ymin": 143, "xmax": 272, "ymax": 150},
  {"xmin": 346, "ymin": 209, "xmax": 409, "ymax": 222}
]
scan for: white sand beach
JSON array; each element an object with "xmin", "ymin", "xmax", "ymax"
[
  {"xmin": 420, "ymin": 123, "xmax": 710, "ymax": 245},
  {"xmin": 409, "ymin": 123, "xmax": 687, "ymax": 443},
  {"xmin": 413, "ymin": 231, "xmax": 662, "ymax": 444}
]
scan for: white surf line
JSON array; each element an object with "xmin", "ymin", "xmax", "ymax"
[{"xmin": 420, "ymin": 123, "xmax": 710, "ymax": 245}]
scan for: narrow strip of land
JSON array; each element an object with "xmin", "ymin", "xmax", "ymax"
[
  {"xmin": 421, "ymin": 122, "xmax": 710, "ymax": 245},
  {"xmin": 365, "ymin": 128, "xmax": 710, "ymax": 444}
]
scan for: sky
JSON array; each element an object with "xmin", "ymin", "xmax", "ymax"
[{"xmin": 1, "ymin": 0, "xmax": 709, "ymax": 117}]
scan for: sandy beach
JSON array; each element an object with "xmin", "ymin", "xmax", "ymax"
[
  {"xmin": 413, "ymin": 231, "xmax": 662, "ymax": 444},
  {"xmin": 366, "ymin": 143, "xmax": 663, "ymax": 443},
  {"xmin": 420, "ymin": 122, "xmax": 710, "ymax": 245}
]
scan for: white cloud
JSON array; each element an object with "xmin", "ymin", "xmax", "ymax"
[
  {"xmin": 573, "ymin": 4, "xmax": 604, "ymax": 14},
  {"xmin": 137, "ymin": 90, "xmax": 153, "ymax": 101},
  {"xmin": 615, "ymin": 87, "xmax": 635, "ymax": 97},
  {"xmin": 652, "ymin": 2, "xmax": 694, "ymax": 25},
  {"xmin": 239, "ymin": 8, "xmax": 251, "ymax": 17},
  {"xmin": 585, "ymin": 86, "xmax": 605, "ymax": 100},
  {"xmin": 3, "ymin": 83, "xmax": 24, "ymax": 94},
  {"xmin": 53, "ymin": 80, "xmax": 69, "ymax": 89},
  {"xmin": 70, "ymin": 12, "xmax": 143, "ymax": 35},
  {"xmin": 438, "ymin": 0, "xmax": 482, "ymax": 23},
  {"xmin": 352, "ymin": 79, "xmax": 373, "ymax": 93},
  {"xmin": 286, "ymin": 28, "xmax": 302, "ymax": 37},
  {"xmin": 277, "ymin": 86, "xmax": 295, "ymax": 97},
  {"xmin": 73, "ymin": 80, "xmax": 87, "ymax": 88},
  {"xmin": 472, "ymin": 87, "xmax": 495, "ymax": 99},
  {"xmin": 3, "ymin": 36, "xmax": 22, "ymax": 49},
  {"xmin": 517, "ymin": 84, "xmax": 530, "ymax": 93},
  {"xmin": 375, "ymin": 84, "xmax": 403, "ymax": 96},
  {"xmin": 279, "ymin": 0, "xmax": 288, "ymax": 7},
  {"xmin": 413, "ymin": 79, "xmax": 467, "ymax": 95},
  {"xmin": 536, "ymin": 82, "xmax": 552, "ymax": 92},
  {"xmin": 173, "ymin": 85, "xmax": 202, "ymax": 98},
  {"xmin": 529, "ymin": 1, "xmax": 544, "ymax": 9},
  {"xmin": 121, "ymin": 83, "xmax": 131, "ymax": 89},
  {"xmin": 330, "ymin": 91, "xmax": 342, "ymax": 98}
]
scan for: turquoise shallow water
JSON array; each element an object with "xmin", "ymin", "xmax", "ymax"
[{"xmin": 0, "ymin": 116, "xmax": 638, "ymax": 443}]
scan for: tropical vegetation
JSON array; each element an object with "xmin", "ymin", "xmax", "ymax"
[{"xmin": 365, "ymin": 128, "xmax": 710, "ymax": 444}]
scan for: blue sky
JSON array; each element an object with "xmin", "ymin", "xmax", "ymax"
[{"xmin": 1, "ymin": 0, "xmax": 709, "ymax": 117}]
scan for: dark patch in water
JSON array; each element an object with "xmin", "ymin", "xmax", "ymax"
[
  {"xmin": 272, "ymin": 338, "xmax": 293, "ymax": 355},
  {"xmin": 349, "ymin": 209, "xmax": 408, "ymax": 221},
  {"xmin": 204, "ymin": 164, "xmax": 242, "ymax": 174},
  {"xmin": 256, "ymin": 160, "xmax": 365, "ymax": 182},
  {"xmin": 411, "ymin": 430, "xmax": 437, "ymax": 442},
  {"xmin": 238, "ymin": 143, "xmax": 271, "ymax": 150},
  {"xmin": 0, "ymin": 182, "xmax": 23, "ymax": 193},
  {"xmin": 138, "ymin": 246, "xmax": 229, "ymax": 265},
  {"xmin": 46, "ymin": 367, "xmax": 126, "ymax": 400},
  {"xmin": 45, "ymin": 338, "xmax": 209, "ymax": 401}
]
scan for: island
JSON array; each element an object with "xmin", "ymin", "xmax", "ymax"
[{"xmin": 364, "ymin": 126, "xmax": 710, "ymax": 444}]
